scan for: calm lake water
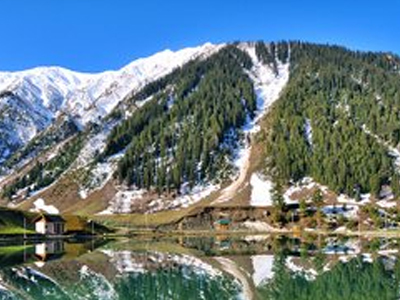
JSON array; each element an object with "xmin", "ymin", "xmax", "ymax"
[{"xmin": 0, "ymin": 235, "xmax": 400, "ymax": 300}]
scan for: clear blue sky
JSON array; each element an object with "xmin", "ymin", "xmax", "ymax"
[{"xmin": 0, "ymin": 0, "xmax": 398, "ymax": 72}]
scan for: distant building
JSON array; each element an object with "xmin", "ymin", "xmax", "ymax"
[
  {"xmin": 214, "ymin": 218, "xmax": 231, "ymax": 231},
  {"xmin": 33, "ymin": 215, "xmax": 66, "ymax": 235}
]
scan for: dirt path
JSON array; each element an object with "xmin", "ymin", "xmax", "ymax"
[
  {"xmin": 214, "ymin": 257, "xmax": 254, "ymax": 300},
  {"xmin": 213, "ymin": 146, "xmax": 252, "ymax": 204}
]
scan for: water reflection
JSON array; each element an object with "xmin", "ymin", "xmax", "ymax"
[
  {"xmin": 0, "ymin": 239, "xmax": 105, "ymax": 269},
  {"xmin": 258, "ymin": 252, "xmax": 400, "ymax": 300},
  {"xmin": 0, "ymin": 236, "xmax": 399, "ymax": 299},
  {"xmin": 34, "ymin": 240, "xmax": 65, "ymax": 262}
]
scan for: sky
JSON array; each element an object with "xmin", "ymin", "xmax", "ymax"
[{"xmin": 0, "ymin": 0, "xmax": 399, "ymax": 72}]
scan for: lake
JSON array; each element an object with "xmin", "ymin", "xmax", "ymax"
[{"xmin": 0, "ymin": 235, "xmax": 399, "ymax": 299}]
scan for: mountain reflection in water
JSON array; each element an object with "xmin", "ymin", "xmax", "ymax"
[{"xmin": 0, "ymin": 235, "xmax": 399, "ymax": 300}]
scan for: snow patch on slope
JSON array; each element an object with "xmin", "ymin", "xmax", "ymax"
[
  {"xmin": 250, "ymin": 173, "xmax": 274, "ymax": 206},
  {"xmin": 243, "ymin": 220, "xmax": 275, "ymax": 231},
  {"xmin": 79, "ymin": 160, "xmax": 115, "ymax": 200},
  {"xmin": 99, "ymin": 183, "xmax": 219, "ymax": 215},
  {"xmin": 377, "ymin": 199, "xmax": 397, "ymax": 208},
  {"xmin": 252, "ymin": 255, "xmax": 274, "ymax": 286},
  {"xmin": 322, "ymin": 204, "xmax": 359, "ymax": 219},
  {"xmin": 283, "ymin": 177, "xmax": 330, "ymax": 205},
  {"xmin": 76, "ymin": 127, "xmax": 123, "ymax": 199},
  {"xmin": 98, "ymin": 189, "xmax": 146, "ymax": 214},
  {"xmin": 148, "ymin": 184, "xmax": 219, "ymax": 213},
  {"xmin": 215, "ymin": 43, "xmax": 289, "ymax": 205},
  {"xmin": 362, "ymin": 124, "xmax": 400, "ymax": 172},
  {"xmin": 242, "ymin": 42, "xmax": 290, "ymax": 203},
  {"xmin": 30, "ymin": 198, "xmax": 59, "ymax": 214},
  {"xmin": 240, "ymin": 43, "xmax": 290, "ymax": 133},
  {"xmin": 337, "ymin": 193, "xmax": 371, "ymax": 205},
  {"xmin": 304, "ymin": 118, "xmax": 313, "ymax": 146},
  {"xmin": 286, "ymin": 257, "xmax": 318, "ymax": 280}
]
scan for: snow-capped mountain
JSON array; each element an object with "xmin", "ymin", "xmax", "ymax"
[
  {"xmin": 0, "ymin": 41, "xmax": 293, "ymax": 215},
  {"xmin": 0, "ymin": 42, "xmax": 221, "ymax": 163},
  {"xmin": 2, "ymin": 40, "xmax": 399, "ymax": 221}
]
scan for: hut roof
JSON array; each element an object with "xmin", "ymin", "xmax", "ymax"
[{"xmin": 33, "ymin": 215, "xmax": 65, "ymax": 223}]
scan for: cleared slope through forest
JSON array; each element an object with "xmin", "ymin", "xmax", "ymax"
[{"xmin": 213, "ymin": 43, "xmax": 290, "ymax": 205}]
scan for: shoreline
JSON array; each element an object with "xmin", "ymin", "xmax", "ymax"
[
  {"xmin": 2, "ymin": 228, "xmax": 400, "ymax": 242},
  {"xmin": 112, "ymin": 228, "xmax": 400, "ymax": 239}
]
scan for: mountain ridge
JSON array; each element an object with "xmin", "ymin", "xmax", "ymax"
[
  {"xmin": 0, "ymin": 42, "xmax": 222, "ymax": 164},
  {"xmin": 1, "ymin": 41, "xmax": 400, "ymax": 233}
]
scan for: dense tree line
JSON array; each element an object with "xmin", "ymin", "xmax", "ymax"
[
  {"xmin": 6, "ymin": 41, "xmax": 399, "ymax": 202},
  {"xmin": 2, "ymin": 134, "xmax": 84, "ymax": 199},
  {"xmin": 103, "ymin": 45, "xmax": 257, "ymax": 193},
  {"xmin": 258, "ymin": 253, "xmax": 400, "ymax": 300},
  {"xmin": 264, "ymin": 42, "xmax": 400, "ymax": 198},
  {"xmin": 255, "ymin": 40, "xmax": 290, "ymax": 74}
]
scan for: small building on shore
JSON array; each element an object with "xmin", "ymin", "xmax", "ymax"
[{"xmin": 33, "ymin": 215, "xmax": 66, "ymax": 235}]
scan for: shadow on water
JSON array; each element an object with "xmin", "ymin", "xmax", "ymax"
[{"xmin": 0, "ymin": 235, "xmax": 400, "ymax": 299}]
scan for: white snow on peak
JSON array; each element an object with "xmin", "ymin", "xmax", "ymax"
[
  {"xmin": 121, "ymin": 42, "xmax": 219, "ymax": 75},
  {"xmin": 68, "ymin": 42, "xmax": 224, "ymax": 125},
  {"xmin": 0, "ymin": 43, "xmax": 223, "ymax": 161},
  {"xmin": 0, "ymin": 66, "xmax": 90, "ymax": 113}
]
